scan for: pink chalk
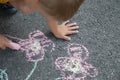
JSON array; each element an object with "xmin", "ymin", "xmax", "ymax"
[{"xmin": 8, "ymin": 41, "xmax": 21, "ymax": 50}]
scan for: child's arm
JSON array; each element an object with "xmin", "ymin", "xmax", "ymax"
[
  {"xmin": 10, "ymin": 1, "xmax": 79, "ymax": 40},
  {"xmin": 36, "ymin": 4, "xmax": 79, "ymax": 40}
]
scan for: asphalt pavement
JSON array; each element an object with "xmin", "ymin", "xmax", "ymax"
[{"xmin": 0, "ymin": 0, "xmax": 120, "ymax": 80}]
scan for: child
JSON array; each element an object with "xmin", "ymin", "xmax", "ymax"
[{"xmin": 0, "ymin": 0, "xmax": 84, "ymax": 49}]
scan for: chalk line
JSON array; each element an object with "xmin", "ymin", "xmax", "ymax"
[
  {"xmin": 0, "ymin": 69, "xmax": 8, "ymax": 80},
  {"xmin": 24, "ymin": 62, "xmax": 38, "ymax": 80}
]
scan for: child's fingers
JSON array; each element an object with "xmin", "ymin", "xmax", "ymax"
[
  {"xmin": 67, "ymin": 30, "xmax": 79, "ymax": 35},
  {"xmin": 66, "ymin": 22, "xmax": 77, "ymax": 27},
  {"xmin": 68, "ymin": 26, "xmax": 79, "ymax": 30},
  {"xmin": 62, "ymin": 36, "xmax": 71, "ymax": 40},
  {"xmin": 5, "ymin": 42, "xmax": 14, "ymax": 49},
  {"xmin": 6, "ymin": 41, "xmax": 21, "ymax": 50},
  {"xmin": 63, "ymin": 20, "xmax": 70, "ymax": 25}
]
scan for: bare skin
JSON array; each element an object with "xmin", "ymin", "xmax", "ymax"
[
  {"xmin": 0, "ymin": 35, "xmax": 15, "ymax": 49},
  {"xmin": 47, "ymin": 19, "xmax": 79, "ymax": 40},
  {"xmin": 0, "ymin": 0, "xmax": 79, "ymax": 49},
  {"xmin": 10, "ymin": 0, "xmax": 79, "ymax": 40}
]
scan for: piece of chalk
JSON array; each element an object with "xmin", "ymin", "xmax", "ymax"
[{"xmin": 8, "ymin": 41, "xmax": 21, "ymax": 50}]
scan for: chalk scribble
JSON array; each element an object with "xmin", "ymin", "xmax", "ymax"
[
  {"xmin": 7, "ymin": 30, "xmax": 55, "ymax": 62},
  {"xmin": 18, "ymin": 30, "xmax": 55, "ymax": 62},
  {"xmin": 0, "ymin": 69, "xmax": 8, "ymax": 80},
  {"xmin": 24, "ymin": 62, "xmax": 38, "ymax": 80},
  {"xmin": 55, "ymin": 43, "xmax": 98, "ymax": 80}
]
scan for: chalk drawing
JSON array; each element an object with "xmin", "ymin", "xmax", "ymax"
[
  {"xmin": 24, "ymin": 62, "xmax": 38, "ymax": 80},
  {"xmin": 5, "ymin": 31, "xmax": 98, "ymax": 80},
  {"xmin": 55, "ymin": 77, "xmax": 62, "ymax": 80},
  {"xmin": 55, "ymin": 43, "xmax": 98, "ymax": 80},
  {"xmin": 6, "ymin": 30, "xmax": 55, "ymax": 62},
  {"xmin": 0, "ymin": 69, "xmax": 8, "ymax": 80},
  {"xmin": 5, "ymin": 30, "xmax": 55, "ymax": 80}
]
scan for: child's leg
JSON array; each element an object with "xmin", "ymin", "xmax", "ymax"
[{"xmin": 0, "ymin": 2, "xmax": 17, "ymax": 14}]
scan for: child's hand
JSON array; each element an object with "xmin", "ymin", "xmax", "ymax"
[
  {"xmin": 53, "ymin": 21, "xmax": 79, "ymax": 40},
  {"xmin": 0, "ymin": 34, "xmax": 14, "ymax": 50}
]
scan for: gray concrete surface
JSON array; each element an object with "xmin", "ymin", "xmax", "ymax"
[{"xmin": 0, "ymin": 0, "xmax": 120, "ymax": 80}]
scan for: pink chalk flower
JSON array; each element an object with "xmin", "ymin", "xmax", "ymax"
[
  {"xmin": 17, "ymin": 30, "xmax": 55, "ymax": 62},
  {"xmin": 55, "ymin": 43, "xmax": 98, "ymax": 80}
]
